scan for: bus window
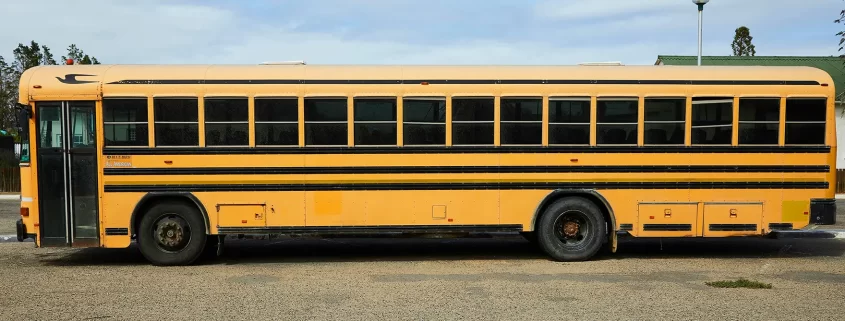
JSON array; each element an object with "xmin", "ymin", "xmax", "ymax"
[
  {"xmin": 644, "ymin": 98, "xmax": 685, "ymax": 145},
  {"xmin": 549, "ymin": 97, "xmax": 590, "ymax": 145},
  {"xmin": 739, "ymin": 98, "xmax": 779, "ymax": 145},
  {"xmin": 691, "ymin": 97, "xmax": 732, "ymax": 145},
  {"xmin": 305, "ymin": 98, "xmax": 348, "ymax": 146},
  {"xmin": 597, "ymin": 98, "xmax": 638, "ymax": 145},
  {"xmin": 452, "ymin": 97, "xmax": 494, "ymax": 145},
  {"xmin": 403, "ymin": 97, "xmax": 445, "ymax": 145},
  {"xmin": 16, "ymin": 106, "xmax": 31, "ymax": 162},
  {"xmin": 501, "ymin": 98, "xmax": 542, "ymax": 145},
  {"xmin": 785, "ymin": 98, "xmax": 826, "ymax": 145},
  {"xmin": 205, "ymin": 98, "xmax": 248, "ymax": 146},
  {"xmin": 255, "ymin": 98, "xmax": 298, "ymax": 146},
  {"xmin": 154, "ymin": 98, "xmax": 199, "ymax": 147},
  {"xmin": 354, "ymin": 98, "xmax": 397, "ymax": 146},
  {"xmin": 37, "ymin": 103, "xmax": 62, "ymax": 148}
]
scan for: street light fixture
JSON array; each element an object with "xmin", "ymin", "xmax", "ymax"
[{"xmin": 692, "ymin": 0, "xmax": 709, "ymax": 66}]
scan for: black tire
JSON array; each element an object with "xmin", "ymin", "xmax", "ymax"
[
  {"xmin": 137, "ymin": 201, "xmax": 207, "ymax": 266},
  {"xmin": 536, "ymin": 197, "xmax": 606, "ymax": 261}
]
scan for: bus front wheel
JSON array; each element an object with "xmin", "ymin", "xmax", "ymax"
[
  {"xmin": 137, "ymin": 201, "xmax": 207, "ymax": 266},
  {"xmin": 536, "ymin": 197, "xmax": 606, "ymax": 262}
]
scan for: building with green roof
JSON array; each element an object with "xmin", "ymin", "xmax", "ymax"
[
  {"xmin": 655, "ymin": 55, "xmax": 845, "ymax": 102},
  {"xmin": 656, "ymin": 55, "xmax": 845, "ymax": 168}
]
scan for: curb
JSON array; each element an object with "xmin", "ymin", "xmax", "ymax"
[
  {"xmin": 0, "ymin": 195, "xmax": 20, "ymax": 201},
  {"xmin": 0, "ymin": 235, "xmax": 20, "ymax": 243}
]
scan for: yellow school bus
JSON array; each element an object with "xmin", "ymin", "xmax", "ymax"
[{"xmin": 14, "ymin": 63, "xmax": 837, "ymax": 265}]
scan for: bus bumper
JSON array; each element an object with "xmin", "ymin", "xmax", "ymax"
[{"xmin": 809, "ymin": 198, "xmax": 836, "ymax": 225}]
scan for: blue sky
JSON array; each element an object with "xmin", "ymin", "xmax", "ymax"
[{"xmin": 1, "ymin": 0, "xmax": 842, "ymax": 65}]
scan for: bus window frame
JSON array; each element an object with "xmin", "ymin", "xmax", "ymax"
[
  {"xmin": 784, "ymin": 97, "xmax": 827, "ymax": 146},
  {"xmin": 499, "ymin": 96, "xmax": 543, "ymax": 146},
  {"xmin": 203, "ymin": 96, "xmax": 250, "ymax": 148},
  {"xmin": 547, "ymin": 96, "xmax": 591, "ymax": 146},
  {"xmin": 595, "ymin": 96, "xmax": 639, "ymax": 146},
  {"xmin": 690, "ymin": 96, "xmax": 734, "ymax": 146},
  {"xmin": 102, "ymin": 97, "xmax": 150, "ymax": 148},
  {"xmin": 254, "ymin": 96, "xmax": 300, "ymax": 147}
]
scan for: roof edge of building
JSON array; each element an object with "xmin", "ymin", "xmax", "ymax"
[{"xmin": 657, "ymin": 55, "xmax": 842, "ymax": 60}]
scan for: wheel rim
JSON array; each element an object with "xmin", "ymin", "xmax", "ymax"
[
  {"xmin": 152, "ymin": 213, "xmax": 192, "ymax": 253},
  {"xmin": 552, "ymin": 210, "xmax": 591, "ymax": 247}
]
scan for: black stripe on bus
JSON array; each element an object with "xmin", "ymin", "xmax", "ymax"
[
  {"xmin": 103, "ymin": 165, "xmax": 830, "ymax": 176},
  {"xmin": 103, "ymin": 181, "xmax": 829, "ymax": 193},
  {"xmin": 642, "ymin": 224, "xmax": 692, "ymax": 231},
  {"xmin": 106, "ymin": 79, "xmax": 822, "ymax": 86},
  {"xmin": 104, "ymin": 228, "xmax": 129, "ymax": 236},
  {"xmin": 709, "ymin": 224, "xmax": 758, "ymax": 232},
  {"xmin": 768, "ymin": 223, "xmax": 794, "ymax": 230},
  {"xmin": 216, "ymin": 224, "xmax": 523, "ymax": 235},
  {"xmin": 101, "ymin": 145, "xmax": 831, "ymax": 155}
]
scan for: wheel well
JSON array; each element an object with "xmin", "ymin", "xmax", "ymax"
[
  {"xmin": 130, "ymin": 193, "xmax": 210, "ymax": 238},
  {"xmin": 531, "ymin": 190, "xmax": 616, "ymax": 235}
]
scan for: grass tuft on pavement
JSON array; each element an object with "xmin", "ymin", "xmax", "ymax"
[{"xmin": 706, "ymin": 278, "xmax": 772, "ymax": 289}]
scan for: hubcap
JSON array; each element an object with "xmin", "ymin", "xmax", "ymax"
[
  {"xmin": 153, "ymin": 215, "xmax": 191, "ymax": 252},
  {"xmin": 562, "ymin": 221, "xmax": 580, "ymax": 238},
  {"xmin": 553, "ymin": 210, "xmax": 590, "ymax": 246}
]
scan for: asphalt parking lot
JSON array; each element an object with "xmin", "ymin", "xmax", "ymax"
[
  {"xmin": 1, "ymin": 199, "xmax": 844, "ymax": 320},
  {"xmin": 0, "ymin": 197, "xmax": 18, "ymax": 236}
]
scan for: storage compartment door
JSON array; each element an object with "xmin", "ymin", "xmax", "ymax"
[
  {"xmin": 217, "ymin": 204, "xmax": 267, "ymax": 228},
  {"xmin": 637, "ymin": 203, "xmax": 698, "ymax": 237},
  {"xmin": 703, "ymin": 203, "xmax": 763, "ymax": 237}
]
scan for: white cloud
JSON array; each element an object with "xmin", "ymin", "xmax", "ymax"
[
  {"xmin": 534, "ymin": 0, "xmax": 684, "ymax": 20},
  {"xmin": 0, "ymin": 0, "xmax": 237, "ymax": 63},
  {"xmin": 212, "ymin": 23, "xmax": 690, "ymax": 65},
  {"xmin": 535, "ymin": 0, "xmax": 840, "ymax": 38},
  {"xmin": 536, "ymin": 0, "xmax": 839, "ymax": 21},
  {"xmin": 0, "ymin": 0, "xmax": 839, "ymax": 67},
  {"xmin": 0, "ymin": 0, "xmax": 676, "ymax": 65}
]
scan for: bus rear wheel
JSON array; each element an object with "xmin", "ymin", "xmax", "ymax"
[
  {"xmin": 137, "ymin": 201, "xmax": 207, "ymax": 266},
  {"xmin": 536, "ymin": 197, "xmax": 606, "ymax": 261}
]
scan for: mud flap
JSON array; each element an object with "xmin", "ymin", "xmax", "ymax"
[{"xmin": 610, "ymin": 229, "xmax": 618, "ymax": 253}]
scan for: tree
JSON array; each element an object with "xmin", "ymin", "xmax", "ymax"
[
  {"xmin": 12, "ymin": 41, "xmax": 55, "ymax": 71},
  {"xmin": 732, "ymin": 26, "xmax": 756, "ymax": 56},
  {"xmin": 836, "ymin": 5, "xmax": 845, "ymax": 60},
  {"xmin": 62, "ymin": 44, "xmax": 100, "ymax": 65},
  {"xmin": 837, "ymin": 5, "xmax": 845, "ymax": 115},
  {"xmin": 0, "ymin": 57, "xmax": 17, "ymax": 132},
  {"xmin": 42, "ymin": 46, "xmax": 57, "ymax": 65},
  {"xmin": 0, "ymin": 41, "xmax": 101, "ymax": 132},
  {"xmin": 1, "ymin": 41, "xmax": 56, "ymax": 132}
]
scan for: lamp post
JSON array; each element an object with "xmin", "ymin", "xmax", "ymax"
[{"xmin": 692, "ymin": 0, "xmax": 710, "ymax": 66}]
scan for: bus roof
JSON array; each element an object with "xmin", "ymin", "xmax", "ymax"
[{"xmin": 18, "ymin": 64, "xmax": 834, "ymax": 104}]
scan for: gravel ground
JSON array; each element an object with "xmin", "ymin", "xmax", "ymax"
[
  {"xmin": 1, "ymin": 199, "xmax": 844, "ymax": 319},
  {"xmin": 0, "ymin": 236, "xmax": 844, "ymax": 320},
  {"xmin": 833, "ymin": 199, "xmax": 845, "ymax": 229},
  {"xmin": 0, "ymin": 198, "xmax": 18, "ymax": 235}
]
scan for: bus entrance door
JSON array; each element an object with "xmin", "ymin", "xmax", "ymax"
[{"xmin": 35, "ymin": 101, "xmax": 99, "ymax": 247}]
